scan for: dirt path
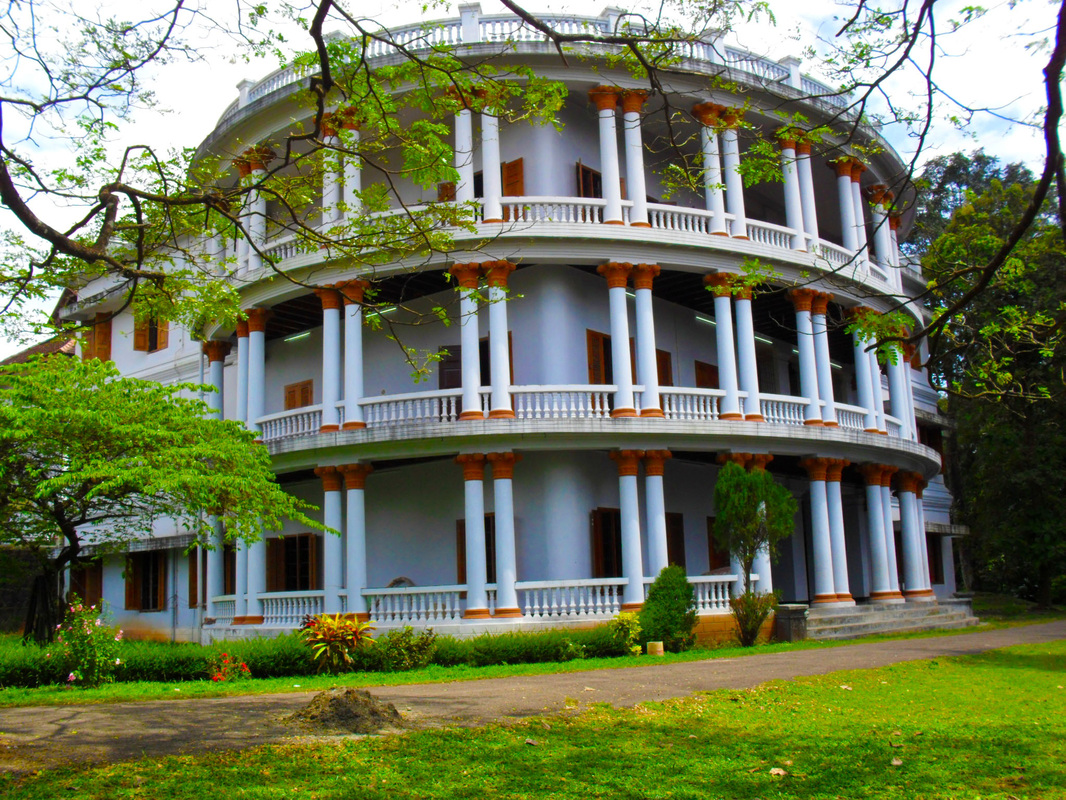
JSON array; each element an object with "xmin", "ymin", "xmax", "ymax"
[{"xmin": 1, "ymin": 621, "xmax": 1063, "ymax": 774}]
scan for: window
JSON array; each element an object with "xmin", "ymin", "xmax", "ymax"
[
  {"xmin": 706, "ymin": 517, "xmax": 731, "ymax": 572},
  {"xmin": 917, "ymin": 424, "xmax": 946, "ymax": 473},
  {"xmin": 133, "ymin": 316, "xmax": 168, "ymax": 353},
  {"xmin": 577, "ymin": 163, "xmax": 603, "ymax": 199},
  {"xmin": 587, "ymin": 330, "xmax": 613, "ymax": 385},
  {"xmin": 438, "ymin": 336, "xmax": 512, "ymax": 390},
  {"xmin": 223, "ymin": 543, "xmax": 236, "ymax": 595},
  {"xmin": 266, "ymin": 534, "xmax": 319, "ymax": 592},
  {"xmin": 69, "ymin": 559, "xmax": 102, "ymax": 606},
  {"xmin": 284, "ymin": 380, "xmax": 314, "ymax": 410},
  {"xmin": 927, "ymin": 534, "xmax": 945, "ymax": 585},
  {"xmin": 125, "ymin": 551, "xmax": 166, "ymax": 612},
  {"xmin": 591, "ymin": 507, "xmax": 623, "ymax": 578},
  {"xmin": 437, "ymin": 181, "xmax": 456, "ymax": 202},
  {"xmin": 502, "ymin": 158, "xmax": 524, "ymax": 196},
  {"xmin": 666, "ymin": 512, "xmax": 686, "ymax": 568},
  {"xmin": 695, "ymin": 360, "xmax": 719, "ymax": 390},
  {"xmin": 456, "ymin": 514, "xmax": 497, "ymax": 584}
]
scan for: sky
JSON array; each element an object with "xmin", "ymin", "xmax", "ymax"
[{"xmin": 0, "ymin": 0, "xmax": 1055, "ymax": 358}]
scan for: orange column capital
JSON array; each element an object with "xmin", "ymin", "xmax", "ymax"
[
  {"xmin": 631, "ymin": 263, "xmax": 660, "ymax": 290},
  {"xmin": 857, "ymin": 463, "xmax": 884, "ymax": 486},
  {"xmin": 235, "ymin": 319, "xmax": 249, "ymax": 338},
  {"xmin": 643, "ymin": 450, "xmax": 672, "ymax": 476},
  {"xmin": 864, "ymin": 184, "xmax": 890, "ymax": 206},
  {"xmin": 829, "ymin": 157, "xmax": 855, "ymax": 178},
  {"xmin": 589, "ymin": 85, "xmax": 621, "ymax": 111},
  {"xmin": 825, "ymin": 458, "xmax": 851, "ymax": 482},
  {"xmin": 338, "ymin": 463, "xmax": 373, "ymax": 490},
  {"xmin": 448, "ymin": 262, "xmax": 482, "ymax": 290},
  {"xmin": 800, "ymin": 457, "xmax": 831, "ymax": 482},
  {"xmin": 484, "ymin": 260, "xmax": 516, "ymax": 288},
  {"xmin": 610, "ymin": 449, "xmax": 645, "ymax": 477},
  {"xmin": 455, "ymin": 453, "xmax": 486, "ymax": 481},
  {"xmin": 810, "ymin": 291, "xmax": 832, "ymax": 317},
  {"xmin": 719, "ymin": 107, "xmax": 744, "ymax": 128},
  {"xmin": 202, "ymin": 341, "xmax": 232, "ymax": 363},
  {"xmin": 896, "ymin": 471, "xmax": 922, "ymax": 494},
  {"xmin": 486, "ymin": 451, "xmax": 520, "ymax": 479},
  {"xmin": 597, "ymin": 261, "xmax": 633, "ymax": 289},
  {"xmin": 314, "ymin": 465, "xmax": 343, "ymax": 493},
  {"xmin": 703, "ymin": 272, "xmax": 735, "ymax": 297},
  {"xmin": 241, "ymin": 145, "xmax": 276, "ymax": 172},
  {"xmin": 716, "ymin": 452, "xmax": 752, "ymax": 469},
  {"xmin": 789, "ymin": 288, "xmax": 818, "ymax": 313},
  {"xmin": 749, "ymin": 453, "xmax": 774, "ymax": 472},
  {"xmin": 314, "ymin": 287, "xmax": 343, "ymax": 311},
  {"xmin": 620, "ymin": 89, "xmax": 649, "ymax": 113},
  {"xmin": 879, "ymin": 464, "xmax": 899, "ymax": 487},
  {"xmin": 796, "ymin": 141, "xmax": 813, "ymax": 156},
  {"xmin": 889, "ymin": 214, "xmax": 902, "ymax": 232},
  {"xmin": 850, "ymin": 160, "xmax": 866, "ymax": 183},
  {"xmin": 336, "ymin": 279, "xmax": 370, "ymax": 305},
  {"xmin": 245, "ymin": 308, "xmax": 272, "ymax": 333},
  {"xmin": 691, "ymin": 102, "xmax": 724, "ymax": 127}
]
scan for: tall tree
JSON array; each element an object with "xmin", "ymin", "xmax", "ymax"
[{"xmin": 0, "ymin": 356, "xmax": 323, "ymax": 642}]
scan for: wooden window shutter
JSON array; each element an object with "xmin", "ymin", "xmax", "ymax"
[
  {"xmin": 619, "ymin": 177, "xmax": 627, "ymax": 201},
  {"xmin": 437, "ymin": 181, "xmax": 456, "ymax": 202},
  {"xmin": 308, "ymin": 534, "xmax": 320, "ymax": 590},
  {"xmin": 695, "ymin": 360, "xmax": 719, "ymax": 390},
  {"xmin": 665, "ymin": 512, "xmax": 686, "ymax": 569},
  {"xmin": 188, "ymin": 548, "xmax": 198, "ymax": 609},
  {"xmin": 657, "ymin": 350, "xmax": 674, "ymax": 387},
  {"xmin": 223, "ymin": 545, "xmax": 236, "ymax": 595},
  {"xmin": 124, "ymin": 556, "xmax": 141, "ymax": 610},
  {"xmin": 155, "ymin": 319, "xmax": 169, "ymax": 351},
  {"xmin": 284, "ymin": 384, "xmax": 298, "ymax": 411},
  {"xmin": 94, "ymin": 314, "xmax": 112, "ymax": 361},
  {"xmin": 155, "ymin": 553, "xmax": 167, "ymax": 612},
  {"xmin": 133, "ymin": 318, "xmax": 149, "ymax": 352},
  {"xmin": 587, "ymin": 330, "xmax": 607, "ymax": 384},
  {"xmin": 284, "ymin": 380, "xmax": 314, "ymax": 410},
  {"xmin": 266, "ymin": 538, "xmax": 284, "ymax": 592},
  {"xmin": 485, "ymin": 514, "xmax": 497, "ymax": 585},
  {"xmin": 82, "ymin": 325, "xmax": 96, "ymax": 362},
  {"xmin": 590, "ymin": 511, "xmax": 605, "ymax": 579},
  {"xmin": 502, "ymin": 158, "xmax": 524, "ymax": 196},
  {"xmin": 300, "ymin": 381, "xmax": 313, "ymax": 408},
  {"xmin": 456, "ymin": 520, "xmax": 466, "ymax": 585}
]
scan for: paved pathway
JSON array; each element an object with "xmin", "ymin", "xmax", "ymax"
[{"xmin": 1, "ymin": 621, "xmax": 1063, "ymax": 773}]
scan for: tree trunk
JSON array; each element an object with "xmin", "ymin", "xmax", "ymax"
[{"xmin": 22, "ymin": 569, "xmax": 61, "ymax": 645}]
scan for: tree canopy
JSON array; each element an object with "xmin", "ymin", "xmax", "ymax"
[{"xmin": 0, "ymin": 355, "xmax": 322, "ymax": 640}]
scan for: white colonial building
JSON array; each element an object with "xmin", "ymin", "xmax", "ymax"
[{"xmin": 64, "ymin": 7, "xmax": 969, "ymax": 642}]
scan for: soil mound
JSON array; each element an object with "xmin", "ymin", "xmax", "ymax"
[{"xmin": 286, "ymin": 688, "xmax": 404, "ymax": 735}]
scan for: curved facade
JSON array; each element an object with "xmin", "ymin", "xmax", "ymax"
[{"xmin": 68, "ymin": 7, "xmax": 958, "ymax": 641}]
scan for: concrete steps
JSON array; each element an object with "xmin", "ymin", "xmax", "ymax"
[{"xmin": 804, "ymin": 598, "xmax": 979, "ymax": 641}]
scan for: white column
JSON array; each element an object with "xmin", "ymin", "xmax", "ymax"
[
  {"xmin": 589, "ymin": 86, "xmax": 624, "ymax": 224},
  {"xmin": 898, "ymin": 473, "xmax": 935, "ymax": 600},
  {"xmin": 245, "ymin": 308, "xmax": 269, "ymax": 435},
  {"xmin": 203, "ymin": 341, "xmax": 229, "ymax": 419},
  {"xmin": 870, "ymin": 191, "xmax": 893, "ymax": 271},
  {"xmin": 612, "ymin": 450, "xmax": 646, "ymax": 609},
  {"xmin": 705, "ymin": 273, "xmax": 741, "ymax": 420},
  {"xmin": 316, "ymin": 467, "xmax": 344, "ymax": 614},
  {"xmin": 633, "ymin": 263, "xmax": 662, "ymax": 417},
  {"xmin": 779, "ymin": 136, "xmax": 806, "ymax": 250},
  {"xmin": 880, "ymin": 470, "xmax": 901, "ymax": 593},
  {"xmin": 449, "ymin": 263, "xmax": 484, "ymax": 420},
  {"xmin": 342, "ymin": 123, "xmax": 362, "ymax": 221},
  {"xmin": 802, "ymin": 459, "xmax": 837, "ymax": 604},
  {"xmin": 454, "ymin": 108, "xmax": 475, "ymax": 204},
  {"xmin": 720, "ymin": 112, "xmax": 747, "ymax": 237},
  {"xmin": 790, "ymin": 290, "xmax": 823, "ymax": 425},
  {"xmin": 235, "ymin": 321, "xmax": 249, "ymax": 426},
  {"xmin": 811, "ymin": 292, "xmax": 837, "ymax": 426},
  {"xmin": 246, "ymin": 537, "xmax": 265, "ymax": 618},
  {"xmin": 481, "ymin": 106, "xmax": 503, "ymax": 222},
  {"xmin": 644, "ymin": 451, "xmax": 671, "ymax": 576},
  {"xmin": 693, "ymin": 104, "xmax": 728, "ymax": 235},
  {"xmin": 734, "ymin": 286, "xmax": 762, "ymax": 420},
  {"xmin": 850, "ymin": 163, "xmax": 870, "ymax": 262},
  {"xmin": 322, "ymin": 131, "xmax": 342, "ymax": 226},
  {"xmin": 904, "ymin": 343, "xmax": 920, "ymax": 442},
  {"xmin": 621, "ymin": 90, "xmax": 649, "ymax": 227},
  {"xmin": 916, "ymin": 486, "xmax": 931, "ymax": 590},
  {"xmin": 485, "ymin": 261, "xmax": 515, "ymax": 418},
  {"xmin": 887, "ymin": 350, "xmax": 913, "ymax": 441},
  {"xmin": 598, "ymin": 262, "xmax": 636, "ymax": 416},
  {"xmin": 832, "ymin": 159, "xmax": 858, "ymax": 252},
  {"xmin": 341, "ymin": 281, "xmax": 367, "ymax": 429},
  {"xmin": 457, "ymin": 455, "xmax": 489, "ymax": 617},
  {"xmin": 317, "ymin": 288, "xmax": 342, "ymax": 432},
  {"xmin": 750, "ymin": 456, "xmax": 775, "ymax": 593},
  {"xmin": 860, "ymin": 465, "xmax": 896, "ymax": 601},
  {"xmin": 869, "ymin": 347, "xmax": 887, "ymax": 433},
  {"xmin": 826, "ymin": 459, "xmax": 852, "ymax": 602},
  {"xmin": 245, "ymin": 149, "xmax": 273, "ymax": 273},
  {"xmin": 796, "ymin": 142, "xmax": 819, "ymax": 245},
  {"xmin": 488, "ymin": 453, "xmax": 520, "ymax": 616},
  {"xmin": 206, "ymin": 518, "xmax": 225, "ymax": 618},
  {"xmin": 850, "ymin": 317, "xmax": 879, "ymax": 432},
  {"xmin": 340, "ymin": 464, "xmax": 372, "ymax": 617},
  {"xmin": 234, "ymin": 538, "xmax": 249, "ymax": 618}
]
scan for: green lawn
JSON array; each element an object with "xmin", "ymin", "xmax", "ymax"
[{"xmin": 4, "ymin": 640, "xmax": 1064, "ymax": 799}]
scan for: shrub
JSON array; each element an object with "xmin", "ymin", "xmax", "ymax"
[
  {"xmin": 468, "ymin": 629, "xmax": 583, "ymax": 666},
  {"xmin": 223, "ymin": 633, "xmax": 316, "ymax": 678},
  {"xmin": 299, "ymin": 614, "xmax": 376, "ymax": 674},
  {"xmin": 639, "ymin": 566, "xmax": 697, "ymax": 652},
  {"xmin": 378, "ymin": 626, "xmax": 437, "ymax": 672},
  {"xmin": 115, "ymin": 641, "xmax": 211, "ymax": 682},
  {"xmin": 607, "ymin": 612, "xmax": 642, "ymax": 656},
  {"xmin": 430, "ymin": 635, "xmax": 474, "ymax": 667},
  {"xmin": 731, "ymin": 591, "xmax": 778, "ymax": 647},
  {"xmin": 54, "ymin": 595, "xmax": 122, "ymax": 687},
  {"xmin": 0, "ymin": 640, "xmax": 66, "ymax": 687},
  {"xmin": 208, "ymin": 651, "xmax": 251, "ymax": 682}
]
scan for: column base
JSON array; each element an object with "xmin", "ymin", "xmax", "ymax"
[
  {"xmin": 482, "ymin": 218, "xmax": 504, "ymax": 223},
  {"xmin": 231, "ymin": 615, "xmax": 265, "ymax": 625},
  {"xmin": 341, "ymin": 421, "xmax": 367, "ymax": 430},
  {"xmin": 822, "ymin": 420, "xmax": 839, "ymax": 427},
  {"xmin": 835, "ymin": 593, "xmax": 854, "ymax": 602},
  {"xmin": 864, "ymin": 428, "xmax": 880, "ymax": 434},
  {"xmin": 488, "ymin": 409, "xmax": 516, "ymax": 419},
  {"xmin": 718, "ymin": 412, "xmax": 743, "ymax": 420},
  {"xmin": 319, "ymin": 424, "xmax": 340, "ymax": 433},
  {"xmin": 350, "ymin": 612, "xmax": 371, "ymax": 622},
  {"xmin": 903, "ymin": 589, "xmax": 937, "ymax": 601},
  {"xmin": 463, "ymin": 608, "xmax": 492, "ymax": 620},
  {"xmin": 744, "ymin": 414, "xmax": 765, "ymax": 422},
  {"xmin": 868, "ymin": 591, "xmax": 906, "ymax": 604},
  {"xmin": 811, "ymin": 594, "xmax": 841, "ymax": 604},
  {"xmin": 493, "ymin": 607, "xmax": 523, "ymax": 618},
  {"xmin": 620, "ymin": 602, "xmax": 644, "ymax": 613},
  {"xmin": 878, "ymin": 430, "xmax": 889, "ymax": 435},
  {"xmin": 610, "ymin": 407, "xmax": 637, "ymax": 418},
  {"xmin": 711, "ymin": 230, "xmax": 730, "ymax": 236},
  {"xmin": 458, "ymin": 410, "xmax": 485, "ymax": 421},
  {"xmin": 803, "ymin": 418, "xmax": 824, "ymax": 426},
  {"xmin": 630, "ymin": 221, "xmax": 651, "ymax": 228},
  {"xmin": 639, "ymin": 408, "xmax": 664, "ymax": 418},
  {"xmin": 732, "ymin": 235, "xmax": 750, "ymax": 240},
  {"xmin": 604, "ymin": 219, "xmax": 626, "ymax": 225}
]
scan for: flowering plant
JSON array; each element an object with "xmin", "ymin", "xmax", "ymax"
[
  {"xmin": 208, "ymin": 652, "xmax": 251, "ymax": 682},
  {"xmin": 55, "ymin": 594, "xmax": 122, "ymax": 687},
  {"xmin": 300, "ymin": 613, "xmax": 376, "ymax": 673}
]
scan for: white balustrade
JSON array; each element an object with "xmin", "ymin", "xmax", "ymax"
[
  {"xmin": 260, "ymin": 591, "xmax": 324, "ymax": 627},
  {"xmin": 884, "ymin": 414, "xmax": 903, "ymax": 438},
  {"xmin": 659, "ymin": 387, "xmax": 723, "ymax": 421},
  {"xmin": 362, "ymin": 585, "xmax": 466, "ymax": 623},
  {"xmin": 761, "ymin": 393, "xmax": 810, "ymax": 426},
  {"xmin": 800, "ymin": 76, "xmax": 850, "ymax": 108},
  {"xmin": 836, "ymin": 403, "xmax": 868, "ymax": 432},
  {"xmin": 210, "ymin": 596, "xmax": 236, "ymax": 626},
  {"xmin": 687, "ymin": 576, "xmax": 736, "ymax": 613},
  {"xmin": 745, "ymin": 219, "xmax": 797, "ymax": 249},
  {"xmin": 516, "ymin": 578, "xmax": 627, "ymax": 619},
  {"xmin": 360, "ymin": 389, "xmax": 462, "ymax": 426},
  {"xmin": 499, "ymin": 196, "xmax": 611, "ymax": 225},
  {"xmin": 262, "ymin": 234, "xmax": 299, "ymax": 263},
  {"xmin": 258, "ymin": 405, "xmax": 323, "ymax": 443},
  {"xmin": 511, "ymin": 385, "xmax": 613, "ymax": 420},
  {"xmin": 724, "ymin": 47, "xmax": 791, "ymax": 81}
]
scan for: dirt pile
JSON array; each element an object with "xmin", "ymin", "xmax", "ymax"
[{"xmin": 286, "ymin": 688, "xmax": 404, "ymax": 735}]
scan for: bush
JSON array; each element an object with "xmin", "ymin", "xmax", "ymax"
[
  {"xmin": 299, "ymin": 614, "xmax": 376, "ymax": 674},
  {"xmin": 115, "ymin": 641, "xmax": 211, "ymax": 682},
  {"xmin": 639, "ymin": 566, "xmax": 697, "ymax": 652},
  {"xmin": 0, "ymin": 640, "xmax": 66, "ymax": 687},
  {"xmin": 730, "ymin": 591, "xmax": 778, "ymax": 647},
  {"xmin": 468, "ymin": 629, "xmax": 583, "ymax": 666},
  {"xmin": 223, "ymin": 633, "xmax": 316, "ymax": 678},
  {"xmin": 378, "ymin": 626, "xmax": 437, "ymax": 672},
  {"xmin": 430, "ymin": 635, "xmax": 473, "ymax": 667},
  {"xmin": 607, "ymin": 612, "xmax": 642, "ymax": 656},
  {"xmin": 54, "ymin": 596, "xmax": 122, "ymax": 687}
]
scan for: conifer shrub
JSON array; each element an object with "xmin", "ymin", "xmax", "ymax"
[{"xmin": 638, "ymin": 566, "xmax": 697, "ymax": 652}]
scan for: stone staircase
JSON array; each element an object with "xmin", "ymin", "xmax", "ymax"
[{"xmin": 804, "ymin": 598, "xmax": 980, "ymax": 641}]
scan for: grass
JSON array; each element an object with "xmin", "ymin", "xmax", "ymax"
[{"xmin": 3, "ymin": 639, "xmax": 1065, "ymax": 799}]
